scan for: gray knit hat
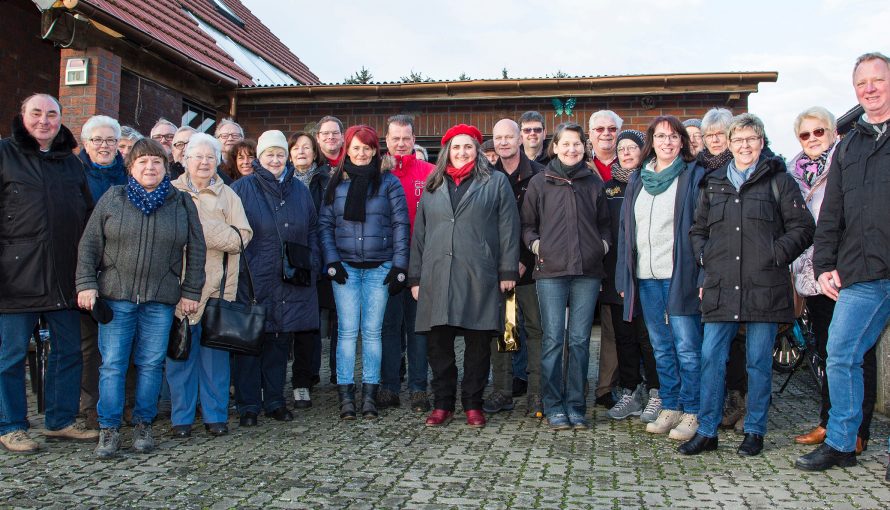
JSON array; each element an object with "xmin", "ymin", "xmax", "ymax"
[
  {"xmin": 682, "ymin": 119, "xmax": 702, "ymax": 129},
  {"xmin": 616, "ymin": 129, "xmax": 645, "ymax": 149},
  {"xmin": 481, "ymin": 139, "xmax": 495, "ymax": 152}
]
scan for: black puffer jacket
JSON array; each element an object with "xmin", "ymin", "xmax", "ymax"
[
  {"xmin": 690, "ymin": 156, "xmax": 815, "ymax": 323},
  {"xmin": 0, "ymin": 116, "xmax": 92, "ymax": 312},
  {"xmin": 814, "ymin": 118, "xmax": 890, "ymax": 287},
  {"xmin": 495, "ymin": 152, "xmax": 544, "ymax": 286}
]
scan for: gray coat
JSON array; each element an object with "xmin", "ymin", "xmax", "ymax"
[
  {"xmin": 409, "ymin": 171, "xmax": 520, "ymax": 333},
  {"xmin": 76, "ymin": 185, "xmax": 206, "ymax": 305}
]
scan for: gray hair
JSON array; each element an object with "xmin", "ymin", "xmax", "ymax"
[
  {"xmin": 20, "ymin": 93, "xmax": 62, "ymax": 115},
  {"xmin": 700, "ymin": 108, "xmax": 734, "ymax": 135},
  {"xmin": 386, "ymin": 114, "xmax": 415, "ymax": 135},
  {"xmin": 413, "ymin": 144, "xmax": 428, "ymax": 161},
  {"xmin": 588, "ymin": 110, "xmax": 623, "ymax": 130},
  {"xmin": 793, "ymin": 106, "xmax": 837, "ymax": 137},
  {"xmin": 80, "ymin": 115, "xmax": 121, "ymax": 144},
  {"xmin": 184, "ymin": 133, "xmax": 222, "ymax": 164},
  {"xmin": 176, "ymin": 125, "xmax": 197, "ymax": 136},
  {"xmin": 150, "ymin": 118, "xmax": 177, "ymax": 135},
  {"xmin": 726, "ymin": 113, "xmax": 766, "ymax": 141},
  {"xmin": 120, "ymin": 126, "xmax": 143, "ymax": 141},
  {"xmin": 214, "ymin": 118, "xmax": 243, "ymax": 137},
  {"xmin": 853, "ymin": 52, "xmax": 890, "ymax": 76}
]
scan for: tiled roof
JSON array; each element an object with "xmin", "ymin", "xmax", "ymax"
[{"xmin": 79, "ymin": 0, "xmax": 319, "ymax": 86}]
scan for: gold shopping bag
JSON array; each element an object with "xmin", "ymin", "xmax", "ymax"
[{"xmin": 496, "ymin": 292, "xmax": 520, "ymax": 353}]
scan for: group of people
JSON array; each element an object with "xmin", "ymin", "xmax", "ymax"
[{"xmin": 0, "ymin": 52, "xmax": 888, "ymax": 478}]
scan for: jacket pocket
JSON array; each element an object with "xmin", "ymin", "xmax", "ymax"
[
  {"xmin": 0, "ymin": 239, "xmax": 49, "ymax": 297},
  {"xmin": 700, "ymin": 274, "xmax": 720, "ymax": 314},
  {"xmin": 707, "ymin": 196, "xmax": 727, "ymax": 226},
  {"xmin": 748, "ymin": 274, "xmax": 790, "ymax": 312},
  {"xmin": 743, "ymin": 196, "xmax": 775, "ymax": 222}
]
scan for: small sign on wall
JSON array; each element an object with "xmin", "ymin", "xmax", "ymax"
[{"xmin": 65, "ymin": 58, "xmax": 89, "ymax": 86}]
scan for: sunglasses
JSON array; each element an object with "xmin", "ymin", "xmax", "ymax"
[
  {"xmin": 592, "ymin": 126, "xmax": 618, "ymax": 134},
  {"xmin": 521, "ymin": 127, "xmax": 544, "ymax": 134},
  {"xmin": 798, "ymin": 128, "xmax": 827, "ymax": 141}
]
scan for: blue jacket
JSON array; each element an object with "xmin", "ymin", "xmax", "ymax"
[
  {"xmin": 616, "ymin": 161, "xmax": 706, "ymax": 321},
  {"xmin": 319, "ymin": 171, "xmax": 410, "ymax": 269},
  {"xmin": 79, "ymin": 150, "xmax": 127, "ymax": 202},
  {"xmin": 231, "ymin": 164, "xmax": 320, "ymax": 333}
]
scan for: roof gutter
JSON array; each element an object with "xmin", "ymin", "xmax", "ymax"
[{"xmin": 64, "ymin": 0, "xmax": 240, "ymax": 89}]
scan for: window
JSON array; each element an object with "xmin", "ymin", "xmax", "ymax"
[
  {"xmin": 182, "ymin": 99, "xmax": 217, "ymax": 133},
  {"xmin": 210, "ymin": 0, "xmax": 244, "ymax": 26}
]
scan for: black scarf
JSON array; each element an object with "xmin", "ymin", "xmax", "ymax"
[
  {"xmin": 696, "ymin": 148, "xmax": 733, "ymax": 171},
  {"xmin": 343, "ymin": 158, "xmax": 378, "ymax": 222}
]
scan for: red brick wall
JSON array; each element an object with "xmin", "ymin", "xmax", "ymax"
[
  {"xmin": 118, "ymin": 70, "xmax": 183, "ymax": 134},
  {"xmin": 58, "ymin": 46, "xmax": 121, "ymax": 139},
  {"xmin": 0, "ymin": 1, "xmax": 60, "ymax": 138},
  {"xmin": 236, "ymin": 93, "xmax": 748, "ymax": 143}
]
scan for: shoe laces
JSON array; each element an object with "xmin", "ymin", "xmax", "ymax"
[
  {"xmin": 612, "ymin": 393, "xmax": 635, "ymax": 411},
  {"xmin": 98, "ymin": 429, "xmax": 115, "ymax": 447},
  {"xmin": 8, "ymin": 430, "xmax": 31, "ymax": 442},
  {"xmin": 643, "ymin": 395, "xmax": 661, "ymax": 415},
  {"xmin": 680, "ymin": 413, "xmax": 697, "ymax": 428}
]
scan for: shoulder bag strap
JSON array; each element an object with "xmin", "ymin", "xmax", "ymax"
[{"xmin": 227, "ymin": 225, "xmax": 257, "ymax": 304}]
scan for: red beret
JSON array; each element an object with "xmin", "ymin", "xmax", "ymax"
[{"xmin": 441, "ymin": 124, "xmax": 483, "ymax": 146}]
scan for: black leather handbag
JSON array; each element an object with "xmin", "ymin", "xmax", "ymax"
[
  {"xmin": 201, "ymin": 226, "xmax": 266, "ymax": 356},
  {"xmin": 167, "ymin": 315, "xmax": 191, "ymax": 360}
]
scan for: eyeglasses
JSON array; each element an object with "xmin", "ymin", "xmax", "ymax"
[
  {"xmin": 173, "ymin": 141, "xmax": 189, "ymax": 149},
  {"xmin": 729, "ymin": 136, "xmax": 762, "ymax": 146},
  {"xmin": 703, "ymin": 133, "xmax": 726, "ymax": 141},
  {"xmin": 798, "ymin": 128, "xmax": 827, "ymax": 141},
  {"xmin": 89, "ymin": 137, "xmax": 118, "ymax": 146},
  {"xmin": 688, "ymin": 133, "xmax": 703, "ymax": 141},
  {"xmin": 617, "ymin": 145, "xmax": 640, "ymax": 153},
  {"xmin": 217, "ymin": 133, "xmax": 243, "ymax": 140},
  {"xmin": 318, "ymin": 130, "xmax": 341, "ymax": 138},
  {"xmin": 653, "ymin": 133, "xmax": 680, "ymax": 143},
  {"xmin": 152, "ymin": 134, "xmax": 175, "ymax": 142},
  {"xmin": 521, "ymin": 127, "xmax": 544, "ymax": 134},
  {"xmin": 592, "ymin": 126, "xmax": 618, "ymax": 134}
]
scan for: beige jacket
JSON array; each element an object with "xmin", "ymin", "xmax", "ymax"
[{"xmin": 172, "ymin": 173, "xmax": 253, "ymax": 323}]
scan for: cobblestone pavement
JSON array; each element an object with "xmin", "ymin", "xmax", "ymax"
[{"xmin": 2, "ymin": 328, "xmax": 890, "ymax": 509}]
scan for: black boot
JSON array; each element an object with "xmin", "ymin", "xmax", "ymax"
[
  {"xmin": 795, "ymin": 443, "xmax": 857, "ymax": 471},
  {"xmin": 338, "ymin": 384, "xmax": 356, "ymax": 420},
  {"xmin": 362, "ymin": 383, "xmax": 379, "ymax": 419},
  {"xmin": 678, "ymin": 433, "xmax": 718, "ymax": 455},
  {"xmin": 737, "ymin": 433, "xmax": 764, "ymax": 456}
]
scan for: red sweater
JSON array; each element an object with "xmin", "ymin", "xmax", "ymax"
[
  {"xmin": 391, "ymin": 153, "xmax": 434, "ymax": 236},
  {"xmin": 593, "ymin": 156, "xmax": 617, "ymax": 182}
]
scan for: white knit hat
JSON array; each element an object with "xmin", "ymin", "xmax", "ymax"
[{"xmin": 256, "ymin": 130, "xmax": 288, "ymax": 157}]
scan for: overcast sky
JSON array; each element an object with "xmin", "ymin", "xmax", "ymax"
[{"xmin": 244, "ymin": 0, "xmax": 887, "ymax": 157}]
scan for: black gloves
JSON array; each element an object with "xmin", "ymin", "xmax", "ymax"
[
  {"xmin": 326, "ymin": 262, "xmax": 348, "ymax": 284},
  {"xmin": 383, "ymin": 266, "xmax": 408, "ymax": 296}
]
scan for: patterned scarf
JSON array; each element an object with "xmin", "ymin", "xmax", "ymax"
[
  {"xmin": 793, "ymin": 142, "xmax": 835, "ymax": 189},
  {"xmin": 696, "ymin": 148, "xmax": 733, "ymax": 171},
  {"xmin": 127, "ymin": 174, "xmax": 171, "ymax": 216},
  {"xmin": 294, "ymin": 163, "xmax": 318, "ymax": 188},
  {"xmin": 610, "ymin": 161, "xmax": 634, "ymax": 183}
]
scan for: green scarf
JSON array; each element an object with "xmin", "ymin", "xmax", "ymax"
[{"xmin": 640, "ymin": 157, "xmax": 685, "ymax": 195}]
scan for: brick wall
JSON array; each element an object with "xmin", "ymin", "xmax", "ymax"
[
  {"xmin": 236, "ymin": 93, "xmax": 748, "ymax": 143},
  {"xmin": 0, "ymin": 1, "xmax": 60, "ymax": 138},
  {"xmin": 118, "ymin": 70, "xmax": 183, "ymax": 134},
  {"xmin": 58, "ymin": 46, "xmax": 121, "ymax": 139}
]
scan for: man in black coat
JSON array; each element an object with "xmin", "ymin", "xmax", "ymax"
[
  {"xmin": 0, "ymin": 94, "xmax": 97, "ymax": 453},
  {"xmin": 796, "ymin": 52, "xmax": 890, "ymax": 475},
  {"xmin": 483, "ymin": 119, "xmax": 546, "ymax": 416}
]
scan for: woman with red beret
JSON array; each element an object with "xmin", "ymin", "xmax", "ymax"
[{"xmin": 408, "ymin": 124, "xmax": 520, "ymax": 428}]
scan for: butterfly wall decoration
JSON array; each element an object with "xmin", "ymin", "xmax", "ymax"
[{"xmin": 551, "ymin": 97, "xmax": 577, "ymax": 117}]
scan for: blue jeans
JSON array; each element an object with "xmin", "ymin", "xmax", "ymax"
[
  {"xmin": 381, "ymin": 287, "xmax": 428, "ymax": 392},
  {"xmin": 165, "ymin": 322, "xmax": 230, "ymax": 426},
  {"xmin": 825, "ymin": 280, "xmax": 890, "ymax": 453},
  {"xmin": 536, "ymin": 277, "xmax": 600, "ymax": 417},
  {"xmin": 97, "ymin": 300, "xmax": 174, "ymax": 428},
  {"xmin": 637, "ymin": 279, "xmax": 702, "ymax": 413},
  {"xmin": 333, "ymin": 262, "xmax": 390, "ymax": 385},
  {"xmin": 0, "ymin": 310, "xmax": 82, "ymax": 434},
  {"xmin": 698, "ymin": 322, "xmax": 777, "ymax": 437}
]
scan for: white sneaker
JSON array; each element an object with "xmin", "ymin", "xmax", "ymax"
[
  {"xmin": 668, "ymin": 413, "xmax": 699, "ymax": 441},
  {"xmin": 640, "ymin": 389, "xmax": 662, "ymax": 424},
  {"xmin": 646, "ymin": 409, "xmax": 683, "ymax": 434}
]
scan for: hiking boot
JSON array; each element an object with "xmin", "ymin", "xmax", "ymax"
[
  {"xmin": 640, "ymin": 389, "xmax": 662, "ymax": 424},
  {"xmin": 94, "ymin": 428, "xmax": 121, "ymax": 458},
  {"xmin": 527, "ymin": 393, "xmax": 544, "ymax": 419},
  {"xmin": 44, "ymin": 421, "xmax": 100, "ymax": 441},
  {"xmin": 646, "ymin": 409, "xmax": 683, "ymax": 434},
  {"xmin": 376, "ymin": 388, "xmax": 401, "ymax": 409},
  {"xmin": 668, "ymin": 413, "xmax": 699, "ymax": 441},
  {"xmin": 721, "ymin": 390, "xmax": 746, "ymax": 429},
  {"xmin": 409, "ymin": 391, "xmax": 431, "ymax": 412},
  {"xmin": 132, "ymin": 423, "xmax": 155, "ymax": 453},
  {"xmin": 607, "ymin": 386, "xmax": 643, "ymax": 420},
  {"xmin": 293, "ymin": 387, "xmax": 312, "ymax": 409},
  {"xmin": 0, "ymin": 430, "xmax": 38, "ymax": 454},
  {"xmin": 482, "ymin": 391, "xmax": 514, "ymax": 413}
]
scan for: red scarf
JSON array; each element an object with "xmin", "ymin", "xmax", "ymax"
[
  {"xmin": 327, "ymin": 154, "xmax": 342, "ymax": 168},
  {"xmin": 446, "ymin": 161, "xmax": 474, "ymax": 186}
]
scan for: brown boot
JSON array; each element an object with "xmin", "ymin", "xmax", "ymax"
[
  {"xmin": 794, "ymin": 425, "xmax": 826, "ymax": 445},
  {"xmin": 0, "ymin": 430, "xmax": 39, "ymax": 453},
  {"xmin": 44, "ymin": 421, "xmax": 100, "ymax": 441},
  {"xmin": 856, "ymin": 436, "xmax": 867, "ymax": 455}
]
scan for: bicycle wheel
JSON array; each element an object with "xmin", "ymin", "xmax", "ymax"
[{"xmin": 773, "ymin": 328, "xmax": 804, "ymax": 373}]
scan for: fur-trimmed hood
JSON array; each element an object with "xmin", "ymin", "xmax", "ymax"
[{"xmin": 10, "ymin": 114, "xmax": 79, "ymax": 158}]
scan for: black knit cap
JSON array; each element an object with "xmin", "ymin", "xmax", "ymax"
[{"xmin": 616, "ymin": 129, "xmax": 645, "ymax": 149}]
